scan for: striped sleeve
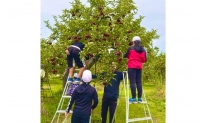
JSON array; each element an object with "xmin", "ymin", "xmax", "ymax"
[{"xmin": 65, "ymin": 89, "xmax": 76, "ymax": 113}]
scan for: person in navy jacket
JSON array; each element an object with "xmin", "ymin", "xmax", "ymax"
[
  {"xmin": 65, "ymin": 70, "xmax": 98, "ymax": 123},
  {"xmin": 124, "ymin": 36, "xmax": 147, "ymax": 103},
  {"xmin": 101, "ymin": 62, "xmax": 125, "ymax": 123}
]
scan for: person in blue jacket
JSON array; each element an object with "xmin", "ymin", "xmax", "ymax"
[
  {"xmin": 65, "ymin": 70, "xmax": 98, "ymax": 123},
  {"xmin": 101, "ymin": 62, "xmax": 126, "ymax": 123}
]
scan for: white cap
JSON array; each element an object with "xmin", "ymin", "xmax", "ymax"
[
  {"xmin": 132, "ymin": 36, "xmax": 141, "ymax": 42},
  {"xmin": 82, "ymin": 70, "xmax": 92, "ymax": 83}
]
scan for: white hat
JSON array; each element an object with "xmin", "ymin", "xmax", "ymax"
[
  {"xmin": 82, "ymin": 70, "xmax": 92, "ymax": 83},
  {"xmin": 132, "ymin": 36, "xmax": 141, "ymax": 42}
]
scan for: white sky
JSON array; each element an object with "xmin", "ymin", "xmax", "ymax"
[{"xmin": 41, "ymin": 0, "xmax": 165, "ymax": 52}]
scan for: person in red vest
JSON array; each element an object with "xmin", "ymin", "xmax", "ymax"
[{"xmin": 124, "ymin": 36, "xmax": 147, "ymax": 103}]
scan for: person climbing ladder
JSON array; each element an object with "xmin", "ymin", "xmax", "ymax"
[{"xmin": 66, "ymin": 40, "xmax": 89, "ymax": 82}]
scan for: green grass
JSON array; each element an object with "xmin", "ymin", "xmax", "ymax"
[{"xmin": 41, "ymin": 76, "xmax": 165, "ymax": 123}]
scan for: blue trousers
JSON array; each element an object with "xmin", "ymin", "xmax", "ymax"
[
  {"xmin": 101, "ymin": 97, "xmax": 117, "ymax": 123},
  {"xmin": 71, "ymin": 114, "xmax": 90, "ymax": 123}
]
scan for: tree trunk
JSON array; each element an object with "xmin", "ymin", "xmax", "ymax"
[{"xmin": 62, "ymin": 56, "xmax": 99, "ymax": 90}]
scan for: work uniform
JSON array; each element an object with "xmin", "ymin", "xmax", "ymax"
[
  {"xmin": 101, "ymin": 71, "xmax": 124, "ymax": 123},
  {"xmin": 66, "ymin": 82, "xmax": 98, "ymax": 123}
]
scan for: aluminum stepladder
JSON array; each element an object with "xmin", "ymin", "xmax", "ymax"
[
  {"xmin": 123, "ymin": 71, "xmax": 154, "ymax": 123},
  {"xmin": 51, "ymin": 68, "xmax": 80, "ymax": 123},
  {"xmin": 51, "ymin": 68, "xmax": 93, "ymax": 123}
]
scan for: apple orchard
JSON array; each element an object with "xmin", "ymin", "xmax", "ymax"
[{"xmin": 41, "ymin": 0, "xmax": 165, "ymax": 86}]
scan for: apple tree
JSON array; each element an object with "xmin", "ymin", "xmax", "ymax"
[{"xmin": 41, "ymin": 0, "xmax": 161, "ymax": 87}]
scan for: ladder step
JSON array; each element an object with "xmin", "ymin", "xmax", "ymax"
[
  {"xmin": 57, "ymin": 110, "xmax": 73, "ymax": 114},
  {"xmin": 62, "ymin": 95, "xmax": 71, "ymax": 98},
  {"xmin": 129, "ymin": 101, "xmax": 147, "ymax": 104},
  {"xmin": 128, "ymin": 117, "xmax": 152, "ymax": 122}
]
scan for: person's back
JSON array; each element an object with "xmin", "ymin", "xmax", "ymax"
[
  {"xmin": 65, "ymin": 70, "xmax": 98, "ymax": 123},
  {"xmin": 103, "ymin": 71, "xmax": 123, "ymax": 99},
  {"xmin": 72, "ymin": 83, "xmax": 98, "ymax": 115},
  {"xmin": 66, "ymin": 41, "xmax": 87, "ymax": 83},
  {"xmin": 124, "ymin": 36, "xmax": 147, "ymax": 103},
  {"xmin": 101, "ymin": 64, "xmax": 125, "ymax": 123},
  {"xmin": 125, "ymin": 43, "xmax": 146, "ymax": 69},
  {"xmin": 68, "ymin": 42, "xmax": 85, "ymax": 52}
]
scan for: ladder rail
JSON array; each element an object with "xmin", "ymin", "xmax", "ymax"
[
  {"xmin": 51, "ymin": 69, "xmax": 84, "ymax": 123},
  {"xmin": 124, "ymin": 70, "xmax": 153, "ymax": 123},
  {"xmin": 126, "ymin": 71, "xmax": 130, "ymax": 123},
  {"xmin": 51, "ymin": 81, "xmax": 70, "ymax": 123},
  {"xmin": 143, "ymin": 90, "xmax": 154, "ymax": 123},
  {"xmin": 142, "ymin": 90, "xmax": 148, "ymax": 123}
]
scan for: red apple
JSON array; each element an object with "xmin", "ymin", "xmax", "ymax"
[
  {"xmin": 129, "ymin": 42, "xmax": 133, "ymax": 46},
  {"xmin": 118, "ymin": 58, "xmax": 122, "ymax": 62},
  {"xmin": 116, "ymin": 51, "xmax": 121, "ymax": 56},
  {"xmin": 74, "ymin": 36, "xmax": 78, "ymax": 39},
  {"xmin": 52, "ymin": 70, "xmax": 57, "ymax": 74},
  {"xmin": 103, "ymin": 82, "xmax": 107, "ymax": 85},
  {"xmin": 50, "ymin": 57, "xmax": 55, "ymax": 61},
  {"xmin": 48, "ymin": 42, "xmax": 52, "ymax": 45},
  {"xmin": 85, "ymin": 34, "xmax": 91, "ymax": 38},
  {"xmin": 100, "ymin": 11, "xmax": 104, "ymax": 16},
  {"xmin": 104, "ymin": 33, "xmax": 110, "ymax": 37},
  {"xmin": 117, "ymin": 18, "xmax": 121, "ymax": 22},
  {"xmin": 90, "ymin": 54, "xmax": 94, "ymax": 57}
]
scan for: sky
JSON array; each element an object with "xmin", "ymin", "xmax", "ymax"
[{"xmin": 41, "ymin": 0, "xmax": 165, "ymax": 52}]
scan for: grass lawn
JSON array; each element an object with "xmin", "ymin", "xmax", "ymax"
[{"xmin": 41, "ymin": 76, "xmax": 165, "ymax": 123}]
